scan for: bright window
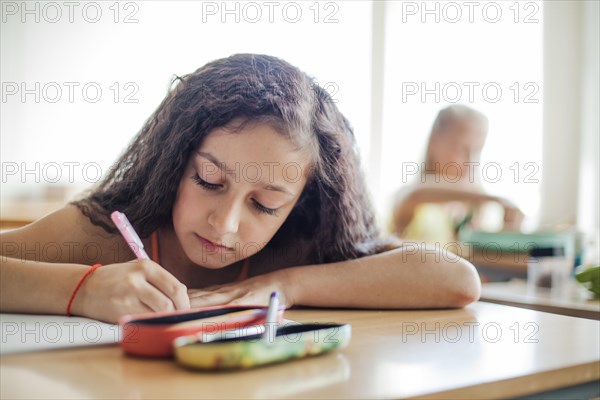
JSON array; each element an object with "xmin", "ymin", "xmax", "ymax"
[{"xmin": 375, "ymin": 1, "xmax": 543, "ymax": 230}]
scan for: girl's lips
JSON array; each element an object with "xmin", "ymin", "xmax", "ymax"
[{"xmin": 195, "ymin": 234, "xmax": 232, "ymax": 252}]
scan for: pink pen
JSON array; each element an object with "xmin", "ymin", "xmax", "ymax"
[{"xmin": 110, "ymin": 211, "xmax": 149, "ymax": 260}]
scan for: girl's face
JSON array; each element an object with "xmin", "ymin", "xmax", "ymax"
[
  {"xmin": 429, "ymin": 120, "xmax": 486, "ymax": 177},
  {"xmin": 173, "ymin": 121, "xmax": 309, "ymax": 268}
]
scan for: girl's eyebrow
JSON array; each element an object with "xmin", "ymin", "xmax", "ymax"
[
  {"xmin": 197, "ymin": 151, "xmax": 223, "ymax": 169},
  {"xmin": 196, "ymin": 151, "xmax": 296, "ymax": 197},
  {"xmin": 262, "ymin": 184, "xmax": 295, "ymax": 197}
]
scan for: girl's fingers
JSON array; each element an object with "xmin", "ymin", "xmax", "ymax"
[
  {"xmin": 126, "ymin": 301, "xmax": 155, "ymax": 316},
  {"xmin": 136, "ymin": 282, "xmax": 178, "ymax": 313},
  {"xmin": 142, "ymin": 261, "xmax": 190, "ymax": 310},
  {"xmin": 202, "ymin": 284, "xmax": 225, "ymax": 291},
  {"xmin": 188, "ymin": 289, "xmax": 210, "ymax": 298},
  {"xmin": 189, "ymin": 291, "xmax": 235, "ymax": 308},
  {"xmin": 188, "ymin": 283, "xmax": 233, "ymax": 297}
]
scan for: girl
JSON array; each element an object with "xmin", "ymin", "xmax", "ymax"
[
  {"xmin": 0, "ymin": 54, "xmax": 480, "ymax": 323},
  {"xmin": 391, "ymin": 105, "xmax": 524, "ymax": 240}
]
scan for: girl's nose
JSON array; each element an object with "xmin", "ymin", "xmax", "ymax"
[{"xmin": 207, "ymin": 197, "xmax": 241, "ymax": 236}]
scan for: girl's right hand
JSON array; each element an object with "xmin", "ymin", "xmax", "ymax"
[{"xmin": 70, "ymin": 259, "xmax": 190, "ymax": 323}]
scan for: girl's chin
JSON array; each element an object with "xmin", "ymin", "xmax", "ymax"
[{"xmin": 187, "ymin": 251, "xmax": 239, "ymax": 269}]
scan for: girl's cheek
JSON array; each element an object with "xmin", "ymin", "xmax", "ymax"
[
  {"xmin": 174, "ymin": 181, "xmax": 201, "ymax": 225},
  {"xmin": 184, "ymin": 191, "xmax": 209, "ymax": 220},
  {"xmin": 246, "ymin": 221, "xmax": 279, "ymax": 249}
]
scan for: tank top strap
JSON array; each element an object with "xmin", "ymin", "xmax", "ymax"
[
  {"xmin": 235, "ymin": 258, "xmax": 250, "ymax": 282},
  {"xmin": 150, "ymin": 231, "xmax": 160, "ymax": 263}
]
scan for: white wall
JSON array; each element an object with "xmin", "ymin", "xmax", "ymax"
[
  {"xmin": 540, "ymin": 1, "xmax": 582, "ymax": 227},
  {"xmin": 577, "ymin": 0, "xmax": 600, "ymax": 238},
  {"xmin": 540, "ymin": 0, "xmax": 599, "ymax": 235}
]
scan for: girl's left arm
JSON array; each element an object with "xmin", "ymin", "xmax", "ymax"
[{"xmin": 188, "ymin": 245, "xmax": 481, "ymax": 309}]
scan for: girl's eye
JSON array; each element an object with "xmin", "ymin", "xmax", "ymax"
[
  {"xmin": 192, "ymin": 174, "xmax": 221, "ymax": 191},
  {"xmin": 252, "ymin": 200, "xmax": 279, "ymax": 216},
  {"xmin": 193, "ymin": 173, "xmax": 280, "ymax": 216}
]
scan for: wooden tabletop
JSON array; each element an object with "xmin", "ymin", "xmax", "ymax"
[{"xmin": 1, "ymin": 302, "xmax": 599, "ymax": 399}]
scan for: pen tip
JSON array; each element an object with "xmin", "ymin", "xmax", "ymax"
[{"xmin": 270, "ymin": 291, "xmax": 278, "ymax": 299}]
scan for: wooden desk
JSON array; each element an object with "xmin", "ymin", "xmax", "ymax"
[
  {"xmin": 1, "ymin": 303, "xmax": 599, "ymax": 399},
  {"xmin": 481, "ymin": 279, "xmax": 600, "ymax": 320}
]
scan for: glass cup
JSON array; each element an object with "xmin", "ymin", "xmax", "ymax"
[{"xmin": 527, "ymin": 247, "xmax": 571, "ymax": 297}]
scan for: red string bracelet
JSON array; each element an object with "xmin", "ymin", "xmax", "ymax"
[{"xmin": 66, "ymin": 264, "xmax": 102, "ymax": 317}]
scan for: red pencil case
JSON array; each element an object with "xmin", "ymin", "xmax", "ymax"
[{"xmin": 118, "ymin": 305, "xmax": 284, "ymax": 357}]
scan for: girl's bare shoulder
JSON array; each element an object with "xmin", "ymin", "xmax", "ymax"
[{"xmin": 0, "ymin": 205, "xmax": 133, "ymax": 264}]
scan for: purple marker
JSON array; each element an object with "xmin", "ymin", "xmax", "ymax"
[{"xmin": 263, "ymin": 292, "xmax": 279, "ymax": 343}]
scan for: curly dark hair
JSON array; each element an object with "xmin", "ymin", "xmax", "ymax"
[{"xmin": 73, "ymin": 53, "xmax": 382, "ymax": 264}]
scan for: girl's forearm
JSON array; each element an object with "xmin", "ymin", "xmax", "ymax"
[
  {"xmin": 0, "ymin": 257, "xmax": 88, "ymax": 315},
  {"xmin": 281, "ymin": 246, "xmax": 481, "ymax": 309}
]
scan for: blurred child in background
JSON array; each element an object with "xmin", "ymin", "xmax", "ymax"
[{"xmin": 391, "ymin": 105, "xmax": 524, "ymax": 243}]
